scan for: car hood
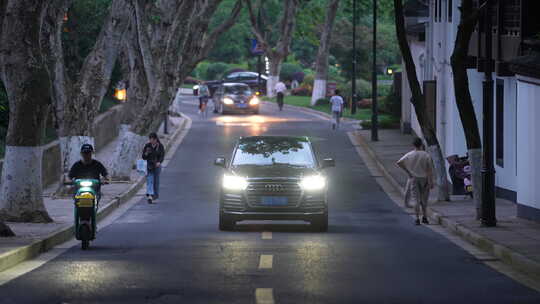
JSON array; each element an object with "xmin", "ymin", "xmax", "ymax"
[
  {"xmin": 230, "ymin": 165, "xmax": 319, "ymax": 179},
  {"xmin": 225, "ymin": 94, "xmax": 251, "ymax": 102}
]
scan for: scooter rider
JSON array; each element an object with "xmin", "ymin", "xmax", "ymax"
[{"xmin": 68, "ymin": 144, "xmax": 109, "ymax": 200}]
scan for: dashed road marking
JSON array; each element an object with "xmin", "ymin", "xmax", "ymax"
[
  {"xmin": 259, "ymin": 255, "xmax": 273, "ymax": 269},
  {"xmin": 262, "ymin": 231, "xmax": 272, "ymax": 239},
  {"xmin": 255, "ymin": 288, "xmax": 275, "ymax": 304}
]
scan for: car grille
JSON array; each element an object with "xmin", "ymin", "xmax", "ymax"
[
  {"xmin": 222, "ymin": 193, "xmax": 244, "ymax": 211},
  {"xmin": 246, "ymin": 182, "xmax": 302, "ymax": 208}
]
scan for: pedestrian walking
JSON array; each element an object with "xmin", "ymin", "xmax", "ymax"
[
  {"xmin": 396, "ymin": 137, "xmax": 435, "ymax": 225},
  {"xmin": 275, "ymin": 81, "xmax": 286, "ymax": 111},
  {"xmin": 142, "ymin": 132, "xmax": 165, "ymax": 204},
  {"xmin": 330, "ymin": 89, "xmax": 344, "ymax": 130}
]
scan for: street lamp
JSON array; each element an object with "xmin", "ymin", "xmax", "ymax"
[
  {"xmin": 114, "ymin": 88, "xmax": 126, "ymax": 102},
  {"xmin": 371, "ymin": 0, "xmax": 379, "ymax": 141},
  {"xmin": 387, "ymin": 67, "xmax": 393, "ymax": 75},
  {"xmin": 481, "ymin": 0, "xmax": 496, "ymax": 226}
]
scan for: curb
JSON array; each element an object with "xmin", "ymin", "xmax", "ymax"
[
  {"xmin": 352, "ymin": 131, "xmax": 540, "ymax": 283},
  {"xmin": 0, "ymin": 117, "xmax": 189, "ymax": 273}
]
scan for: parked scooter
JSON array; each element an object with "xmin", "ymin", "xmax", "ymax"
[
  {"xmin": 65, "ymin": 179, "xmax": 105, "ymax": 250},
  {"xmin": 446, "ymin": 154, "xmax": 473, "ymax": 197}
]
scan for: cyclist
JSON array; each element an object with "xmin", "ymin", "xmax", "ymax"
[{"xmin": 198, "ymin": 84, "xmax": 210, "ymax": 118}]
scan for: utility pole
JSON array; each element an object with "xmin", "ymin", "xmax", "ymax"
[
  {"xmin": 371, "ymin": 0, "xmax": 378, "ymax": 141},
  {"xmin": 257, "ymin": 3, "xmax": 262, "ymax": 94},
  {"xmin": 481, "ymin": 0, "xmax": 496, "ymax": 227},
  {"xmin": 351, "ymin": 0, "xmax": 357, "ymax": 114}
]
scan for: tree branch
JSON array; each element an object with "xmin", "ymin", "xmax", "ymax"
[
  {"xmin": 245, "ymin": 0, "xmax": 269, "ymax": 51},
  {"xmin": 197, "ymin": 0, "xmax": 243, "ymax": 63}
]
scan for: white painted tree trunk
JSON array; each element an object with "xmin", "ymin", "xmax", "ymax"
[
  {"xmin": 311, "ymin": 79, "xmax": 327, "ymax": 106},
  {"xmin": 59, "ymin": 136, "xmax": 95, "ymax": 177},
  {"xmin": 108, "ymin": 128, "xmax": 147, "ymax": 181},
  {"xmin": 427, "ymin": 145, "xmax": 450, "ymax": 201},
  {"xmin": 0, "ymin": 146, "xmax": 51, "ymax": 223},
  {"xmin": 170, "ymin": 88, "xmax": 183, "ymax": 116},
  {"xmin": 468, "ymin": 148, "xmax": 482, "ymax": 219},
  {"xmin": 267, "ymin": 75, "xmax": 279, "ymax": 98}
]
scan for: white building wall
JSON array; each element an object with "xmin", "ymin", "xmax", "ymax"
[
  {"xmin": 515, "ymin": 75, "xmax": 540, "ymax": 219},
  {"xmin": 494, "ymin": 77, "xmax": 517, "ymax": 193}
]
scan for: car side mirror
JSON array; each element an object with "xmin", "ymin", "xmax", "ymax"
[
  {"xmin": 321, "ymin": 158, "xmax": 335, "ymax": 168},
  {"xmin": 214, "ymin": 157, "xmax": 226, "ymax": 167}
]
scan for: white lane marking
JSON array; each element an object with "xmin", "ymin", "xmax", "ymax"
[
  {"xmin": 255, "ymin": 288, "xmax": 275, "ymax": 304},
  {"xmin": 262, "ymin": 231, "xmax": 272, "ymax": 239},
  {"xmin": 259, "ymin": 255, "xmax": 273, "ymax": 269}
]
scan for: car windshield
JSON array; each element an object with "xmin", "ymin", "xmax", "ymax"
[
  {"xmin": 232, "ymin": 137, "xmax": 315, "ymax": 167},
  {"xmin": 225, "ymin": 85, "xmax": 251, "ymax": 95}
]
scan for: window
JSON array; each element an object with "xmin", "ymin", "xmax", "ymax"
[
  {"xmin": 496, "ymin": 79, "xmax": 504, "ymax": 167},
  {"xmin": 434, "ymin": 0, "xmax": 438, "ymax": 22},
  {"xmin": 448, "ymin": 0, "xmax": 453, "ymax": 22},
  {"xmin": 438, "ymin": 0, "xmax": 443, "ymax": 22}
]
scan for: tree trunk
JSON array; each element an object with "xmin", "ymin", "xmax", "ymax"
[
  {"xmin": 246, "ymin": 0, "xmax": 300, "ymax": 98},
  {"xmin": 311, "ymin": 0, "xmax": 340, "ymax": 106},
  {"xmin": 0, "ymin": 1, "xmax": 53, "ymax": 222},
  {"xmin": 394, "ymin": 0, "xmax": 450, "ymax": 201},
  {"xmin": 41, "ymin": 0, "xmax": 130, "ymax": 190},
  {"xmin": 450, "ymin": 0, "xmax": 483, "ymax": 218}
]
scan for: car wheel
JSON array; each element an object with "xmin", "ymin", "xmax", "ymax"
[
  {"xmin": 219, "ymin": 211, "xmax": 235, "ymax": 231},
  {"xmin": 311, "ymin": 212, "xmax": 328, "ymax": 232},
  {"xmin": 253, "ymin": 109, "xmax": 259, "ymax": 115}
]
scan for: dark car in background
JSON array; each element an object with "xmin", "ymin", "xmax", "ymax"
[
  {"xmin": 214, "ymin": 136, "xmax": 335, "ymax": 231},
  {"xmin": 214, "ymin": 83, "xmax": 260, "ymax": 114},
  {"xmin": 204, "ymin": 71, "xmax": 268, "ymax": 97}
]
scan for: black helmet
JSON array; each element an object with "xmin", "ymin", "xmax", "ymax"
[{"xmin": 80, "ymin": 144, "xmax": 94, "ymax": 153}]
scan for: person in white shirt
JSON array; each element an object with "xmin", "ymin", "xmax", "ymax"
[
  {"xmin": 275, "ymin": 81, "xmax": 287, "ymax": 111},
  {"xmin": 396, "ymin": 137, "xmax": 435, "ymax": 225},
  {"xmin": 329, "ymin": 90, "xmax": 344, "ymax": 130}
]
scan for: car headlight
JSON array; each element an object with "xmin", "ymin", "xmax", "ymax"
[
  {"xmin": 222, "ymin": 175, "xmax": 248, "ymax": 191},
  {"xmin": 249, "ymin": 97, "xmax": 260, "ymax": 105},
  {"xmin": 300, "ymin": 175, "xmax": 326, "ymax": 191},
  {"xmin": 80, "ymin": 181, "xmax": 94, "ymax": 187},
  {"xmin": 223, "ymin": 97, "xmax": 234, "ymax": 105}
]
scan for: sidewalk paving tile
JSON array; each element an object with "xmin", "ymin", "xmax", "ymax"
[{"xmin": 355, "ymin": 128, "xmax": 540, "ymax": 281}]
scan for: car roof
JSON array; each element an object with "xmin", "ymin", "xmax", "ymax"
[
  {"xmin": 222, "ymin": 82, "xmax": 250, "ymax": 87},
  {"xmin": 238, "ymin": 135, "xmax": 311, "ymax": 144}
]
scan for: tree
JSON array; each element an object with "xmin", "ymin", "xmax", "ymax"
[
  {"xmin": 311, "ymin": 0, "xmax": 340, "ymax": 105},
  {"xmin": 0, "ymin": 0, "xmax": 54, "ymax": 222},
  {"xmin": 40, "ymin": 0, "xmax": 130, "ymax": 192},
  {"xmin": 450, "ymin": 0, "xmax": 487, "ymax": 218},
  {"xmin": 393, "ymin": 0, "xmax": 450, "ymax": 201},
  {"xmin": 246, "ymin": 0, "xmax": 300, "ymax": 97},
  {"xmin": 108, "ymin": 0, "xmax": 243, "ymax": 180}
]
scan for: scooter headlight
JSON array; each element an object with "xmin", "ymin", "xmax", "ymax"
[
  {"xmin": 223, "ymin": 97, "xmax": 234, "ymax": 105},
  {"xmin": 80, "ymin": 181, "xmax": 94, "ymax": 187}
]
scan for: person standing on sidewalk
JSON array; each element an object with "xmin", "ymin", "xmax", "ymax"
[
  {"xmin": 275, "ymin": 81, "xmax": 287, "ymax": 111},
  {"xmin": 330, "ymin": 89, "xmax": 344, "ymax": 130},
  {"xmin": 142, "ymin": 133, "xmax": 165, "ymax": 204},
  {"xmin": 396, "ymin": 137, "xmax": 434, "ymax": 225}
]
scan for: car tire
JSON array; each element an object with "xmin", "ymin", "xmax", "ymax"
[
  {"xmin": 219, "ymin": 211, "xmax": 235, "ymax": 231},
  {"xmin": 253, "ymin": 109, "xmax": 259, "ymax": 115},
  {"xmin": 311, "ymin": 212, "xmax": 328, "ymax": 232}
]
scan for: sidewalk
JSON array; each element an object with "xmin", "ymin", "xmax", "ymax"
[
  {"xmin": 0, "ymin": 116, "xmax": 188, "ymax": 272},
  {"xmin": 353, "ymin": 128, "xmax": 540, "ymax": 283}
]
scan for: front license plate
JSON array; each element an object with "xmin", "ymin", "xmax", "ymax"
[
  {"xmin": 236, "ymin": 103, "xmax": 248, "ymax": 108},
  {"xmin": 261, "ymin": 196, "xmax": 288, "ymax": 206}
]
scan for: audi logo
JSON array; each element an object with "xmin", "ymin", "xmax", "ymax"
[{"xmin": 264, "ymin": 184, "xmax": 284, "ymax": 192}]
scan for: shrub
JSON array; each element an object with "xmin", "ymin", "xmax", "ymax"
[
  {"xmin": 291, "ymin": 86, "xmax": 312, "ymax": 96},
  {"xmin": 379, "ymin": 85, "xmax": 401, "ymax": 118},
  {"xmin": 291, "ymin": 71, "xmax": 305, "ymax": 83},
  {"xmin": 357, "ymin": 98, "xmax": 372, "ymax": 109},
  {"xmin": 302, "ymin": 74, "xmax": 315, "ymax": 86},
  {"xmin": 359, "ymin": 117, "xmax": 400, "ymax": 130},
  {"xmin": 205, "ymin": 62, "xmax": 230, "ymax": 80},
  {"xmin": 280, "ymin": 63, "xmax": 304, "ymax": 82},
  {"xmin": 223, "ymin": 68, "xmax": 246, "ymax": 77},
  {"xmin": 315, "ymin": 98, "xmax": 330, "ymax": 106}
]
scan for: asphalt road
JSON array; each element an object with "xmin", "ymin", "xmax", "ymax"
[{"xmin": 0, "ymin": 97, "xmax": 538, "ymax": 303}]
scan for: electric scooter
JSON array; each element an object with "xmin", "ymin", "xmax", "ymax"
[{"xmin": 65, "ymin": 179, "xmax": 104, "ymax": 250}]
